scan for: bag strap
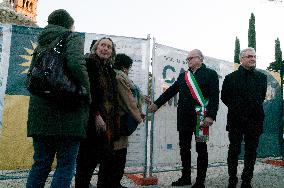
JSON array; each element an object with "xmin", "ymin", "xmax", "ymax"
[
  {"xmin": 29, "ymin": 31, "xmax": 72, "ymax": 70},
  {"xmin": 33, "ymin": 31, "xmax": 72, "ymax": 56},
  {"xmin": 54, "ymin": 31, "xmax": 72, "ymax": 52}
]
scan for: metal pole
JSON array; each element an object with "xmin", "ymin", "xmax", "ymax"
[
  {"xmin": 281, "ymin": 60, "xmax": 284, "ymax": 159},
  {"xmin": 144, "ymin": 103, "xmax": 149, "ymax": 178},
  {"xmin": 143, "ymin": 34, "xmax": 151, "ymax": 178},
  {"xmin": 149, "ymin": 37, "xmax": 156, "ymax": 177}
]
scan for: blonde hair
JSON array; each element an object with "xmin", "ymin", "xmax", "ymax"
[{"xmin": 90, "ymin": 37, "xmax": 116, "ymax": 64}]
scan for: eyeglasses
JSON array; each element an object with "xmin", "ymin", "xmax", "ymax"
[
  {"xmin": 242, "ymin": 55, "xmax": 257, "ymax": 59},
  {"xmin": 186, "ymin": 56, "xmax": 199, "ymax": 62}
]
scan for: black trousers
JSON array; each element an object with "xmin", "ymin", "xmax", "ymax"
[
  {"xmin": 227, "ymin": 127, "xmax": 261, "ymax": 183},
  {"xmin": 99, "ymin": 148, "xmax": 127, "ymax": 187},
  {"xmin": 75, "ymin": 131, "xmax": 115, "ymax": 188},
  {"xmin": 179, "ymin": 131, "xmax": 208, "ymax": 183}
]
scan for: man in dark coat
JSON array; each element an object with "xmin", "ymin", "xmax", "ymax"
[
  {"xmin": 148, "ymin": 49, "xmax": 219, "ymax": 188},
  {"xmin": 221, "ymin": 47, "xmax": 267, "ymax": 188}
]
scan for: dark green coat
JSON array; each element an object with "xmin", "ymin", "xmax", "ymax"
[{"xmin": 27, "ymin": 24, "xmax": 90, "ymax": 138}]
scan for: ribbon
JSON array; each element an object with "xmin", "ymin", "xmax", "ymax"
[{"xmin": 185, "ymin": 71, "xmax": 209, "ymax": 142}]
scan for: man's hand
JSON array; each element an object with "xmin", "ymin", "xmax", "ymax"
[
  {"xmin": 203, "ymin": 117, "xmax": 214, "ymax": 127},
  {"xmin": 148, "ymin": 103, "xmax": 158, "ymax": 113},
  {"xmin": 144, "ymin": 95, "xmax": 152, "ymax": 105},
  {"xmin": 95, "ymin": 114, "xmax": 106, "ymax": 133}
]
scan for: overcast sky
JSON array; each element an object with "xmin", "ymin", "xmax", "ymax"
[{"xmin": 36, "ymin": 0, "xmax": 284, "ymax": 70}]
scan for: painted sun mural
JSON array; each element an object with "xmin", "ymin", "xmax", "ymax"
[{"xmin": 19, "ymin": 41, "xmax": 37, "ymax": 74}]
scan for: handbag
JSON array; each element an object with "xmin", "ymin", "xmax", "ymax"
[
  {"xmin": 26, "ymin": 32, "xmax": 84, "ymax": 101},
  {"xmin": 120, "ymin": 113, "xmax": 139, "ymax": 136}
]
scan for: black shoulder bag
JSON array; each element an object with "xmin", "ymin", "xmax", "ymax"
[
  {"xmin": 26, "ymin": 32, "xmax": 84, "ymax": 101},
  {"xmin": 120, "ymin": 113, "xmax": 139, "ymax": 136}
]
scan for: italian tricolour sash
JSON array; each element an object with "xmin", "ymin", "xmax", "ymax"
[{"xmin": 185, "ymin": 70, "xmax": 209, "ymax": 142}]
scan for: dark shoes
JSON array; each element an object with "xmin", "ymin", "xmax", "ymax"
[
  {"xmin": 228, "ymin": 177, "xmax": 238, "ymax": 188},
  {"xmin": 191, "ymin": 182, "xmax": 205, "ymax": 188},
  {"xmin": 171, "ymin": 176, "xmax": 192, "ymax": 186},
  {"xmin": 228, "ymin": 182, "xmax": 237, "ymax": 188},
  {"xmin": 240, "ymin": 181, "xmax": 252, "ymax": 188}
]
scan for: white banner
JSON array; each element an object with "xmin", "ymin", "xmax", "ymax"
[
  {"xmin": 0, "ymin": 24, "xmax": 11, "ymax": 129},
  {"xmin": 152, "ymin": 43, "xmax": 233, "ymax": 169}
]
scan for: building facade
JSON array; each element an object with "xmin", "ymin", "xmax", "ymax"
[
  {"xmin": 11, "ymin": 0, "xmax": 38, "ymax": 21},
  {"xmin": 0, "ymin": 0, "xmax": 37, "ymax": 26}
]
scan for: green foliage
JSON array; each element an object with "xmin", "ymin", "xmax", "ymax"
[
  {"xmin": 248, "ymin": 13, "xmax": 256, "ymax": 51},
  {"xmin": 267, "ymin": 38, "xmax": 283, "ymax": 72},
  {"xmin": 234, "ymin": 36, "xmax": 240, "ymax": 64},
  {"xmin": 275, "ymin": 38, "xmax": 282, "ymax": 63}
]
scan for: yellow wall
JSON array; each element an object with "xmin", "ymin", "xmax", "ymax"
[{"xmin": 0, "ymin": 95, "xmax": 33, "ymax": 169}]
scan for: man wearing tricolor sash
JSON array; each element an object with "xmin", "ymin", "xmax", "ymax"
[{"xmin": 148, "ymin": 49, "xmax": 219, "ymax": 188}]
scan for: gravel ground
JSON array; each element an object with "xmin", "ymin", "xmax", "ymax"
[{"xmin": 0, "ymin": 159, "xmax": 283, "ymax": 188}]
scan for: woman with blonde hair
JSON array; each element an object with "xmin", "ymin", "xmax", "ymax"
[{"xmin": 75, "ymin": 37, "xmax": 120, "ymax": 188}]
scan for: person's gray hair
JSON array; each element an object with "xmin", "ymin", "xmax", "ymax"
[
  {"xmin": 193, "ymin": 49, "xmax": 204, "ymax": 61},
  {"xmin": 90, "ymin": 37, "xmax": 116, "ymax": 64},
  {"xmin": 239, "ymin": 47, "xmax": 255, "ymax": 59}
]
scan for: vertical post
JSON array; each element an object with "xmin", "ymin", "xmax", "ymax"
[
  {"xmin": 144, "ymin": 100, "xmax": 149, "ymax": 177},
  {"xmin": 126, "ymin": 35, "xmax": 157, "ymax": 186},
  {"xmin": 149, "ymin": 37, "xmax": 156, "ymax": 177},
  {"xmin": 143, "ymin": 34, "xmax": 151, "ymax": 178},
  {"xmin": 281, "ymin": 60, "xmax": 284, "ymax": 159}
]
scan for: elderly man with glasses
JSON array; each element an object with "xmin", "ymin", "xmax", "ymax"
[
  {"xmin": 148, "ymin": 49, "xmax": 219, "ymax": 188},
  {"xmin": 221, "ymin": 47, "xmax": 267, "ymax": 188}
]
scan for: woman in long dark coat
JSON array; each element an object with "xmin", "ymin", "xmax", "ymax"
[
  {"xmin": 26, "ymin": 9, "xmax": 90, "ymax": 188},
  {"xmin": 75, "ymin": 37, "xmax": 120, "ymax": 188}
]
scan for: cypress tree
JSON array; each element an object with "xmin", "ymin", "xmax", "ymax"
[
  {"xmin": 267, "ymin": 38, "xmax": 283, "ymax": 72},
  {"xmin": 275, "ymin": 38, "xmax": 283, "ymax": 66},
  {"xmin": 248, "ymin": 13, "xmax": 256, "ymax": 51},
  {"xmin": 234, "ymin": 36, "xmax": 240, "ymax": 64}
]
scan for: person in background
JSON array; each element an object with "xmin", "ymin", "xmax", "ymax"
[
  {"xmin": 75, "ymin": 37, "xmax": 120, "ymax": 188},
  {"xmin": 221, "ymin": 47, "xmax": 267, "ymax": 188},
  {"xmin": 26, "ymin": 9, "xmax": 90, "ymax": 188},
  {"xmin": 84, "ymin": 39, "xmax": 97, "ymax": 58},
  {"xmin": 148, "ymin": 49, "xmax": 219, "ymax": 188},
  {"xmin": 98, "ymin": 53, "xmax": 148, "ymax": 188}
]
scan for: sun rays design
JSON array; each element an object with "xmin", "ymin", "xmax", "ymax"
[{"xmin": 19, "ymin": 41, "xmax": 37, "ymax": 74}]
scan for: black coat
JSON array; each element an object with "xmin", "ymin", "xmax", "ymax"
[
  {"xmin": 85, "ymin": 54, "xmax": 120, "ymax": 141},
  {"xmin": 221, "ymin": 66, "xmax": 267, "ymax": 132},
  {"xmin": 154, "ymin": 64, "xmax": 219, "ymax": 132}
]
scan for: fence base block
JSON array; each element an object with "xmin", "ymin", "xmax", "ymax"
[
  {"xmin": 264, "ymin": 159, "xmax": 284, "ymax": 166},
  {"xmin": 126, "ymin": 174, "xmax": 158, "ymax": 186}
]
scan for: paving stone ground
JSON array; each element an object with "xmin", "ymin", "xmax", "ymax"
[{"xmin": 0, "ymin": 159, "xmax": 283, "ymax": 188}]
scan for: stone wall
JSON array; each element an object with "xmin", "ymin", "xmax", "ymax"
[{"xmin": 0, "ymin": 1, "xmax": 36, "ymax": 26}]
